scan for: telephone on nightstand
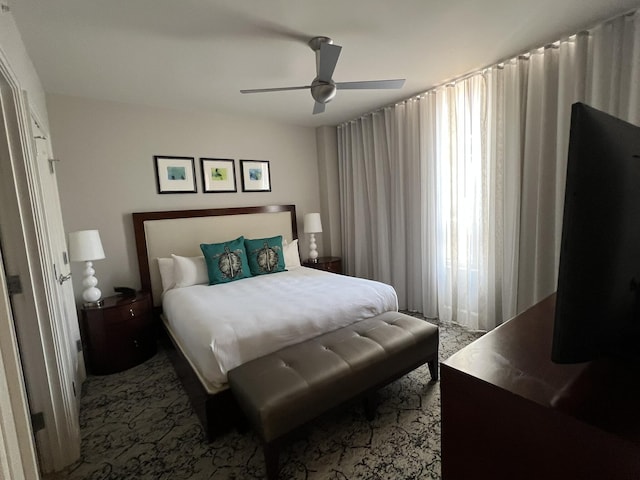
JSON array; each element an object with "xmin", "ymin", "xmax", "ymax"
[{"xmin": 114, "ymin": 286, "xmax": 136, "ymax": 297}]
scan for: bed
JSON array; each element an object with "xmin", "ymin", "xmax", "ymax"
[{"xmin": 132, "ymin": 204, "xmax": 399, "ymax": 439}]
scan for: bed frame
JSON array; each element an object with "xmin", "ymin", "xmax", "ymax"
[{"xmin": 132, "ymin": 204, "xmax": 298, "ymax": 440}]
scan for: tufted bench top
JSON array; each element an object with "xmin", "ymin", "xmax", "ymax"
[{"xmin": 228, "ymin": 311, "xmax": 439, "ymax": 479}]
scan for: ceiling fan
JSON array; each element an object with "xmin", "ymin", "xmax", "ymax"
[{"xmin": 240, "ymin": 36, "xmax": 405, "ymax": 114}]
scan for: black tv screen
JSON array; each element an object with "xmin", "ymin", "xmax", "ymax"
[{"xmin": 552, "ymin": 102, "xmax": 640, "ymax": 364}]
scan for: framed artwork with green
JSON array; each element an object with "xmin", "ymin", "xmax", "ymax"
[{"xmin": 200, "ymin": 158, "xmax": 237, "ymax": 193}]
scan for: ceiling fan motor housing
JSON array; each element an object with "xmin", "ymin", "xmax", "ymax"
[{"xmin": 311, "ymin": 79, "xmax": 337, "ymax": 104}]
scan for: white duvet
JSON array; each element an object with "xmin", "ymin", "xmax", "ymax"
[{"xmin": 162, "ymin": 267, "xmax": 398, "ymax": 388}]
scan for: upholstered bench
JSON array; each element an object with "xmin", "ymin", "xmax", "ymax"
[{"xmin": 227, "ymin": 311, "xmax": 439, "ymax": 480}]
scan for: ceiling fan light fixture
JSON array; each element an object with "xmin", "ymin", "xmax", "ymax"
[{"xmin": 311, "ymin": 80, "xmax": 337, "ymax": 104}]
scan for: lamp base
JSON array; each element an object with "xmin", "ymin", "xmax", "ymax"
[
  {"xmin": 308, "ymin": 233, "xmax": 319, "ymax": 263},
  {"xmin": 81, "ymin": 261, "xmax": 103, "ymax": 306}
]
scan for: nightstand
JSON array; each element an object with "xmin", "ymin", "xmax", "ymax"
[
  {"xmin": 303, "ymin": 256, "xmax": 343, "ymax": 274},
  {"xmin": 80, "ymin": 291, "xmax": 156, "ymax": 375}
]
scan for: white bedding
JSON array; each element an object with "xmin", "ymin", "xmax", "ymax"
[{"xmin": 162, "ymin": 267, "xmax": 398, "ymax": 388}]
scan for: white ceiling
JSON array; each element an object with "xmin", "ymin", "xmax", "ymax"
[{"xmin": 10, "ymin": 0, "xmax": 640, "ymax": 127}]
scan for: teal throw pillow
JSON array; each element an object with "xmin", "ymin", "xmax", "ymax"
[
  {"xmin": 244, "ymin": 235, "xmax": 286, "ymax": 276},
  {"xmin": 200, "ymin": 236, "xmax": 251, "ymax": 285}
]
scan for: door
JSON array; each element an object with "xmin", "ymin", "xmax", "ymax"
[
  {"xmin": 32, "ymin": 117, "xmax": 86, "ymax": 389},
  {"xmin": 28, "ymin": 116, "xmax": 84, "ymax": 470}
]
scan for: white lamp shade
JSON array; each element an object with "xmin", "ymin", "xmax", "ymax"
[
  {"xmin": 68, "ymin": 230, "xmax": 105, "ymax": 262},
  {"xmin": 304, "ymin": 213, "xmax": 323, "ymax": 233}
]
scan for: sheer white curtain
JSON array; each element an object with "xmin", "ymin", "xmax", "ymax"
[
  {"xmin": 514, "ymin": 11, "xmax": 640, "ymax": 312},
  {"xmin": 512, "ymin": 42, "xmax": 580, "ymax": 312},
  {"xmin": 432, "ymin": 76, "xmax": 490, "ymax": 327},
  {"xmin": 338, "ymin": 9, "xmax": 640, "ymax": 331},
  {"xmin": 338, "ymin": 99, "xmax": 437, "ymax": 316}
]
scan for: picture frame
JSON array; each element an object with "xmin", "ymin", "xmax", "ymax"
[
  {"xmin": 154, "ymin": 156, "xmax": 197, "ymax": 194},
  {"xmin": 240, "ymin": 160, "xmax": 271, "ymax": 192},
  {"xmin": 200, "ymin": 158, "xmax": 237, "ymax": 193}
]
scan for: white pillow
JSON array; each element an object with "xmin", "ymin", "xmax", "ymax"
[
  {"xmin": 171, "ymin": 254, "xmax": 208, "ymax": 288},
  {"xmin": 157, "ymin": 257, "xmax": 176, "ymax": 294},
  {"xmin": 283, "ymin": 239, "xmax": 301, "ymax": 269}
]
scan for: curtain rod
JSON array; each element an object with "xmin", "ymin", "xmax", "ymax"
[{"xmin": 339, "ymin": 7, "xmax": 638, "ymax": 127}]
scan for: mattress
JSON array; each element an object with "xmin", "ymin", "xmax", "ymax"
[{"xmin": 162, "ymin": 267, "xmax": 398, "ymax": 388}]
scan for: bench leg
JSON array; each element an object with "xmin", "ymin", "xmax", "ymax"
[
  {"xmin": 427, "ymin": 357, "xmax": 439, "ymax": 382},
  {"xmin": 204, "ymin": 390, "xmax": 244, "ymax": 441},
  {"xmin": 363, "ymin": 393, "xmax": 377, "ymax": 421},
  {"xmin": 234, "ymin": 412, "xmax": 250, "ymax": 434},
  {"xmin": 264, "ymin": 441, "xmax": 280, "ymax": 480}
]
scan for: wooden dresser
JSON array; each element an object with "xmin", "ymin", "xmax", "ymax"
[{"xmin": 441, "ymin": 294, "xmax": 640, "ymax": 479}]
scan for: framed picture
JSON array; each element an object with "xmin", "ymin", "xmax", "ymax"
[
  {"xmin": 154, "ymin": 156, "xmax": 197, "ymax": 194},
  {"xmin": 200, "ymin": 158, "xmax": 237, "ymax": 193},
  {"xmin": 240, "ymin": 160, "xmax": 271, "ymax": 192}
]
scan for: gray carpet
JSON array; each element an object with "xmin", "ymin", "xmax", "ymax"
[{"xmin": 67, "ymin": 315, "xmax": 483, "ymax": 479}]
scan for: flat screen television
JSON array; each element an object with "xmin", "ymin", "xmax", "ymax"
[{"xmin": 552, "ymin": 102, "xmax": 640, "ymax": 364}]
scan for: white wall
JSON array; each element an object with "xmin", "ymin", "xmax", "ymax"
[
  {"xmin": 47, "ymin": 94, "xmax": 322, "ymax": 300},
  {"xmin": 0, "ymin": 13, "xmax": 47, "ymax": 128}
]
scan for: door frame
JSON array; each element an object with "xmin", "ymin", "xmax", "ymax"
[
  {"xmin": 0, "ymin": 42, "xmax": 80, "ymax": 476},
  {"xmin": 0, "ymin": 252, "xmax": 39, "ymax": 480},
  {"xmin": 0, "ymin": 48, "xmax": 40, "ymax": 480}
]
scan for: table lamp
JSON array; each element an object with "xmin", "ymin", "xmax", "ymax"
[
  {"xmin": 303, "ymin": 213, "xmax": 323, "ymax": 263},
  {"xmin": 68, "ymin": 229, "xmax": 105, "ymax": 306}
]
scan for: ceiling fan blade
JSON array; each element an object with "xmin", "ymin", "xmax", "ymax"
[
  {"xmin": 317, "ymin": 43, "xmax": 342, "ymax": 82},
  {"xmin": 240, "ymin": 85, "xmax": 310, "ymax": 94},
  {"xmin": 251, "ymin": 20, "xmax": 310, "ymax": 44},
  {"xmin": 336, "ymin": 79, "xmax": 406, "ymax": 90},
  {"xmin": 313, "ymin": 101, "xmax": 326, "ymax": 115}
]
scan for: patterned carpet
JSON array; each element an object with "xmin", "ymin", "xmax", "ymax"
[{"xmin": 66, "ymin": 315, "xmax": 483, "ymax": 480}]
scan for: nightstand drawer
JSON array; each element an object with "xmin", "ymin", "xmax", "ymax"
[
  {"xmin": 81, "ymin": 292, "xmax": 156, "ymax": 375},
  {"xmin": 101, "ymin": 296, "xmax": 151, "ymax": 325},
  {"xmin": 322, "ymin": 260, "xmax": 342, "ymax": 274}
]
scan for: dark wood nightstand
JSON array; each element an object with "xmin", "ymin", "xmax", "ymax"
[
  {"xmin": 80, "ymin": 291, "xmax": 156, "ymax": 375},
  {"xmin": 303, "ymin": 256, "xmax": 343, "ymax": 274}
]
